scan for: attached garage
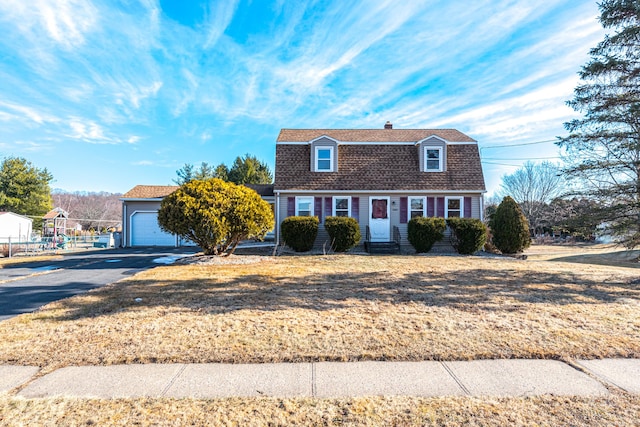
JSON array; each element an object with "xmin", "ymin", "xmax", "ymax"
[
  {"xmin": 121, "ymin": 183, "xmax": 274, "ymax": 248},
  {"xmin": 121, "ymin": 185, "xmax": 180, "ymax": 248},
  {"xmin": 130, "ymin": 211, "xmax": 176, "ymax": 246}
]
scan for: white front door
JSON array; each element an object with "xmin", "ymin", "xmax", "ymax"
[{"xmin": 369, "ymin": 197, "xmax": 390, "ymax": 242}]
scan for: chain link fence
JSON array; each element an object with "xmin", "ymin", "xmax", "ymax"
[{"xmin": 0, "ymin": 234, "xmax": 120, "ymax": 258}]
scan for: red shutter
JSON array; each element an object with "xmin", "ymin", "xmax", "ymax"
[
  {"xmin": 324, "ymin": 197, "xmax": 332, "ymax": 220},
  {"xmin": 427, "ymin": 197, "xmax": 435, "ymax": 217},
  {"xmin": 287, "ymin": 197, "xmax": 295, "ymax": 217},
  {"xmin": 464, "ymin": 197, "xmax": 472, "ymax": 218},
  {"xmin": 436, "ymin": 197, "xmax": 445, "ymax": 217},
  {"xmin": 352, "ymin": 197, "xmax": 359, "ymax": 221},
  {"xmin": 399, "ymin": 197, "xmax": 408, "ymax": 224},
  {"xmin": 315, "ymin": 197, "xmax": 323, "ymax": 222}
]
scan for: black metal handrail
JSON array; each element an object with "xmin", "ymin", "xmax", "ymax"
[
  {"xmin": 365, "ymin": 225, "xmax": 371, "ymax": 242},
  {"xmin": 392, "ymin": 226, "xmax": 401, "ymax": 246}
]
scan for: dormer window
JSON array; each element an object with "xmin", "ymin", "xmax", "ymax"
[
  {"xmin": 424, "ymin": 146, "xmax": 443, "ymax": 172},
  {"xmin": 315, "ymin": 146, "xmax": 334, "ymax": 172}
]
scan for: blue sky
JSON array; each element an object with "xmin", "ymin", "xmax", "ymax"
[{"xmin": 0, "ymin": 0, "xmax": 604, "ymax": 196}]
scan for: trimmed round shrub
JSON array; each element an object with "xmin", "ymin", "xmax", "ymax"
[
  {"xmin": 489, "ymin": 196, "xmax": 531, "ymax": 254},
  {"xmin": 158, "ymin": 178, "xmax": 274, "ymax": 256},
  {"xmin": 281, "ymin": 216, "xmax": 319, "ymax": 252},
  {"xmin": 447, "ymin": 217, "xmax": 487, "ymax": 255},
  {"xmin": 407, "ymin": 217, "xmax": 446, "ymax": 253},
  {"xmin": 324, "ymin": 216, "xmax": 361, "ymax": 252}
]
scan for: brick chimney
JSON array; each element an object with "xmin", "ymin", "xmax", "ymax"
[{"xmin": 384, "ymin": 121, "xmax": 393, "ymax": 129}]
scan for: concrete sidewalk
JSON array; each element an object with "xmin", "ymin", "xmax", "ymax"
[{"xmin": 2, "ymin": 359, "xmax": 639, "ymax": 399}]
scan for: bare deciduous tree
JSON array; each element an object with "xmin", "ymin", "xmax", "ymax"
[
  {"xmin": 498, "ymin": 161, "xmax": 564, "ymax": 235},
  {"xmin": 51, "ymin": 191, "xmax": 122, "ymax": 231}
]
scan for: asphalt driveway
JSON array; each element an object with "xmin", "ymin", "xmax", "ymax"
[{"xmin": 0, "ymin": 247, "xmax": 198, "ymax": 321}]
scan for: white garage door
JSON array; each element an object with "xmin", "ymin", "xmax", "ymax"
[{"xmin": 131, "ymin": 212, "xmax": 175, "ymax": 246}]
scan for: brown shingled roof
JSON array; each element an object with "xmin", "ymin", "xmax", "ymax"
[
  {"xmin": 277, "ymin": 129, "xmax": 476, "ymax": 143},
  {"xmin": 122, "ymin": 185, "xmax": 178, "ymax": 199},
  {"xmin": 122, "ymin": 184, "xmax": 275, "ymax": 198},
  {"xmin": 275, "ymin": 143, "xmax": 486, "ymax": 191}
]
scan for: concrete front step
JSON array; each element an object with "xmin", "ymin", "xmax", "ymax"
[{"xmin": 364, "ymin": 241, "xmax": 401, "ymax": 254}]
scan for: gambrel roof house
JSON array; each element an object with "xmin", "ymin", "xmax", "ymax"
[
  {"xmin": 120, "ymin": 122, "xmax": 486, "ymax": 252},
  {"xmin": 274, "ymin": 122, "xmax": 486, "ymax": 252}
]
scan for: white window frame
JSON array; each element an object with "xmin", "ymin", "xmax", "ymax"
[
  {"xmin": 445, "ymin": 196, "xmax": 464, "ymax": 218},
  {"xmin": 295, "ymin": 196, "xmax": 314, "ymax": 216},
  {"xmin": 424, "ymin": 146, "xmax": 443, "ymax": 172},
  {"xmin": 408, "ymin": 196, "xmax": 426, "ymax": 221},
  {"xmin": 315, "ymin": 146, "xmax": 334, "ymax": 172},
  {"xmin": 332, "ymin": 196, "xmax": 351, "ymax": 217}
]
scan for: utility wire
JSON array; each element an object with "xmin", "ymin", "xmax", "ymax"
[
  {"xmin": 481, "ymin": 161, "xmax": 525, "ymax": 167},
  {"xmin": 482, "ymin": 156, "xmax": 560, "ymax": 161},
  {"xmin": 481, "ymin": 139, "xmax": 557, "ymax": 149}
]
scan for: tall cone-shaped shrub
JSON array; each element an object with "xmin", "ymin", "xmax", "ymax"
[{"xmin": 489, "ymin": 196, "xmax": 531, "ymax": 254}]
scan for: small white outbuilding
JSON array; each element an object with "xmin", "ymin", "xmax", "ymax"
[{"xmin": 0, "ymin": 212, "xmax": 33, "ymax": 243}]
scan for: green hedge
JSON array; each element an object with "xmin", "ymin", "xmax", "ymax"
[
  {"xmin": 407, "ymin": 217, "xmax": 446, "ymax": 253},
  {"xmin": 447, "ymin": 218, "xmax": 487, "ymax": 255},
  {"xmin": 281, "ymin": 216, "xmax": 319, "ymax": 252},
  {"xmin": 324, "ymin": 216, "xmax": 361, "ymax": 252}
]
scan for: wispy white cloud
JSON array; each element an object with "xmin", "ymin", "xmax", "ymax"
[
  {"xmin": 0, "ymin": 0, "xmax": 97, "ymax": 50},
  {"xmin": 67, "ymin": 119, "xmax": 107, "ymax": 141},
  {"xmin": 119, "ymin": 81, "xmax": 163, "ymax": 109},
  {"xmin": 0, "ymin": 140, "xmax": 53, "ymax": 152},
  {"xmin": 172, "ymin": 69, "xmax": 199, "ymax": 117},
  {"xmin": 0, "ymin": 101, "xmax": 61, "ymax": 125},
  {"xmin": 65, "ymin": 118, "xmax": 128, "ymax": 144},
  {"xmin": 429, "ymin": 76, "xmax": 581, "ymax": 141},
  {"xmin": 203, "ymin": 0, "xmax": 240, "ymax": 48},
  {"xmin": 130, "ymin": 159, "xmax": 178, "ymax": 168},
  {"xmin": 0, "ymin": 0, "xmax": 607, "ymax": 193}
]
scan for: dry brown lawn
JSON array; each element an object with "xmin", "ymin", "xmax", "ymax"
[
  {"xmin": 0, "ymin": 252, "xmax": 638, "ymax": 372},
  {"xmin": 0, "ymin": 392, "xmax": 638, "ymax": 426},
  {"xmin": 525, "ymin": 243, "xmax": 640, "ymax": 268},
  {"xmin": 1, "ymin": 249, "xmax": 639, "ymax": 425}
]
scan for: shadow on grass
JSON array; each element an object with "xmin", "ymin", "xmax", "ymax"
[
  {"xmin": 545, "ymin": 250, "xmax": 640, "ymax": 269},
  {"xmin": 47, "ymin": 263, "xmax": 640, "ymax": 321}
]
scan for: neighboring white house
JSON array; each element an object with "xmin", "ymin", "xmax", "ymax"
[{"xmin": 0, "ymin": 212, "xmax": 33, "ymax": 243}]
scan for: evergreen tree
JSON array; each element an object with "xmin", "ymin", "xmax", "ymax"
[
  {"xmin": 0, "ymin": 157, "xmax": 53, "ymax": 217},
  {"xmin": 173, "ymin": 162, "xmax": 225, "ymax": 185},
  {"xmin": 173, "ymin": 155, "xmax": 271, "ymax": 185},
  {"xmin": 227, "ymin": 154, "xmax": 273, "ymax": 184},
  {"xmin": 213, "ymin": 163, "xmax": 229, "ymax": 182},
  {"xmin": 558, "ymin": 0, "xmax": 640, "ymax": 248},
  {"xmin": 489, "ymin": 196, "xmax": 531, "ymax": 254}
]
